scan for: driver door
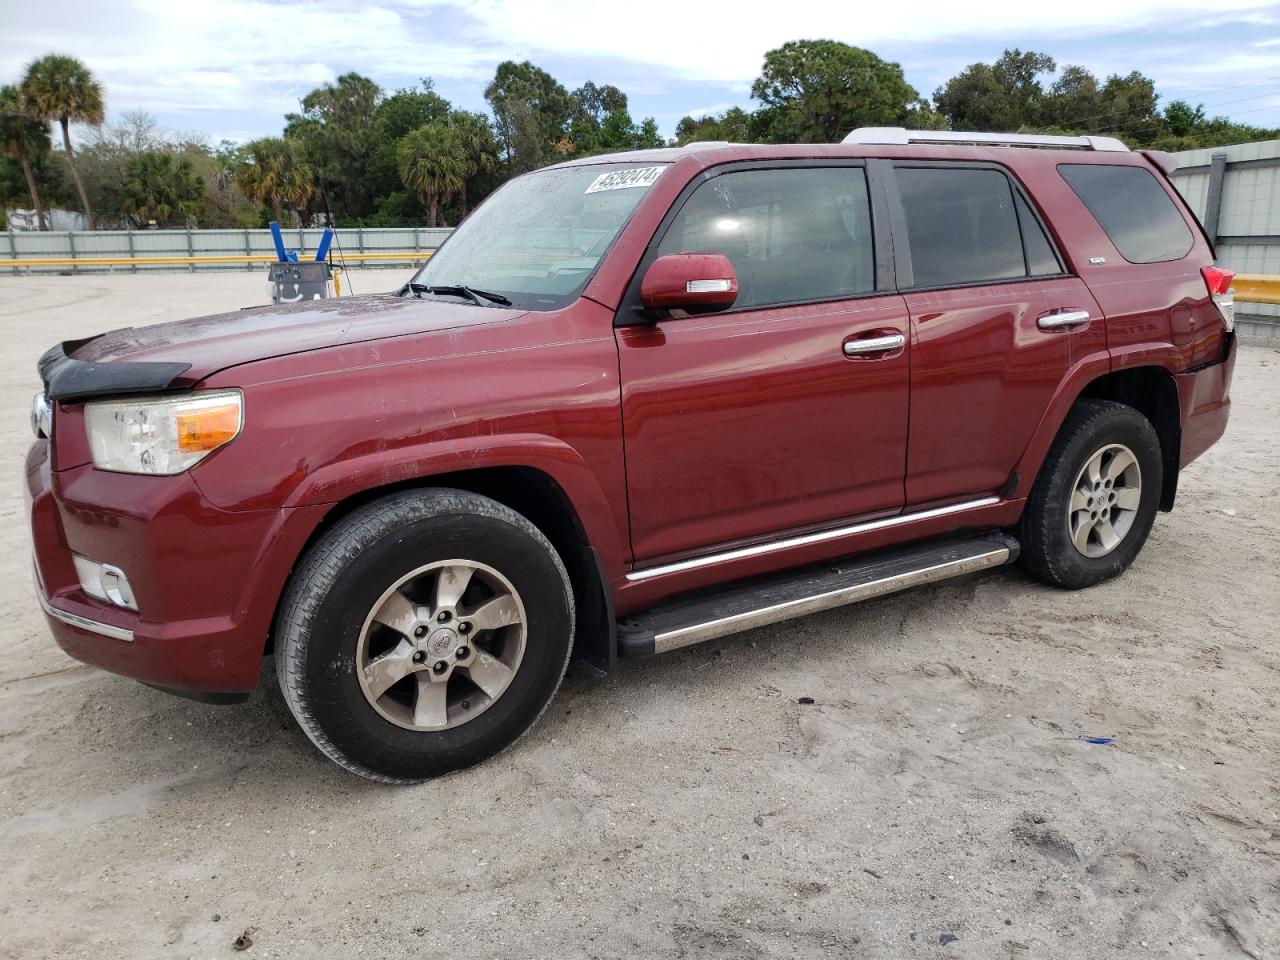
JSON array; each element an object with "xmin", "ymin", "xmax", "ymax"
[{"xmin": 616, "ymin": 164, "xmax": 911, "ymax": 565}]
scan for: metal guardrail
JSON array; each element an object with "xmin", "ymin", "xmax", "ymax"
[
  {"xmin": 4, "ymin": 248, "xmax": 1275, "ymax": 315},
  {"xmin": 4, "ymin": 226, "xmax": 452, "ymax": 273},
  {"xmin": 4, "ymin": 251, "xmax": 431, "ymax": 271},
  {"xmin": 1235, "ymin": 274, "xmax": 1280, "ymax": 306}
]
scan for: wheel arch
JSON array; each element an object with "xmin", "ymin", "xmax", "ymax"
[
  {"xmin": 1014, "ymin": 361, "xmax": 1182, "ymax": 512},
  {"xmin": 1077, "ymin": 366, "xmax": 1181, "ymax": 511},
  {"xmin": 270, "ymin": 465, "xmax": 617, "ymax": 675}
]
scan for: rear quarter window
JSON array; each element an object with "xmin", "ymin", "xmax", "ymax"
[{"xmin": 1058, "ymin": 164, "xmax": 1193, "ymax": 264}]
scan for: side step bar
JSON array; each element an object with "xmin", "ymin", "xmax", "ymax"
[{"xmin": 618, "ymin": 533, "xmax": 1019, "ymax": 657}]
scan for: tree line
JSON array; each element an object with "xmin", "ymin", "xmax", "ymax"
[{"xmin": 2, "ymin": 43, "xmax": 1276, "ymax": 232}]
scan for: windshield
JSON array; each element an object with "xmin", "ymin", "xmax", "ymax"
[{"xmin": 408, "ymin": 163, "xmax": 668, "ymax": 310}]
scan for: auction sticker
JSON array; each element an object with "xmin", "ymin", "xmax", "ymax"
[{"xmin": 584, "ymin": 166, "xmax": 665, "ymax": 194}]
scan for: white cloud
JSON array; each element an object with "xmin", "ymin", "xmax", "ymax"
[
  {"xmin": 682, "ymin": 103, "xmax": 741, "ymax": 119},
  {"xmin": 455, "ymin": 0, "xmax": 1280, "ymax": 83},
  {"xmin": 3, "ymin": 0, "xmax": 1277, "ymax": 139}
]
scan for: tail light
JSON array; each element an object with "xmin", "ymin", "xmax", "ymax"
[{"xmin": 1201, "ymin": 266, "xmax": 1235, "ymax": 331}]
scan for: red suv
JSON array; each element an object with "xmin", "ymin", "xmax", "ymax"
[{"xmin": 27, "ymin": 128, "xmax": 1236, "ymax": 781}]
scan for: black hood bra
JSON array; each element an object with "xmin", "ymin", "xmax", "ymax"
[{"xmin": 38, "ymin": 336, "xmax": 193, "ymax": 402}]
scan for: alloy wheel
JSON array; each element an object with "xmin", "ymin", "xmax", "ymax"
[
  {"xmin": 355, "ymin": 560, "xmax": 526, "ymax": 731},
  {"xmin": 1067, "ymin": 443, "xmax": 1143, "ymax": 559}
]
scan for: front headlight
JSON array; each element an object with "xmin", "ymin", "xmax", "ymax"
[{"xmin": 84, "ymin": 390, "xmax": 243, "ymax": 475}]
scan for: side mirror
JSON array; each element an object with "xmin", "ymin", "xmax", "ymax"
[{"xmin": 640, "ymin": 253, "xmax": 739, "ymax": 313}]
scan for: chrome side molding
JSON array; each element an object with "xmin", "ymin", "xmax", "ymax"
[{"xmin": 626, "ymin": 496, "xmax": 1001, "ymax": 583}]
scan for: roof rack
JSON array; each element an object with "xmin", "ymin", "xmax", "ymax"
[{"xmin": 843, "ymin": 127, "xmax": 1129, "ymax": 153}]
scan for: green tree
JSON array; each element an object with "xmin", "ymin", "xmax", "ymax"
[
  {"xmin": 572, "ymin": 81, "xmax": 628, "ymax": 130},
  {"xmin": 1039, "ymin": 65, "xmax": 1101, "ymax": 130},
  {"xmin": 635, "ymin": 117, "xmax": 663, "ymax": 149},
  {"xmin": 750, "ymin": 40, "xmax": 918, "ymax": 142},
  {"xmin": 994, "ymin": 49, "xmax": 1058, "ymax": 124},
  {"xmin": 1093, "ymin": 71, "xmax": 1159, "ymax": 143},
  {"xmin": 121, "ymin": 151, "xmax": 203, "ymax": 227},
  {"xmin": 902, "ymin": 100, "xmax": 949, "ymax": 130},
  {"xmin": 484, "ymin": 61, "xmax": 573, "ymax": 171},
  {"xmin": 234, "ymin": 137, "xmax": 315, "ymax": 226},
  {"xmin": 673, "ymin": 106, "xmax": 755, "ymax": 145},
  {"xmin": 933, "ymin": 63, "xmax": 1017, "ymax": 130},
  {"xmin": 286, "ymin": 72, "xmax": 382, "ymax": 222},
  {"xmin": 934, "ymin": 49, "xmax": 1056, "ymax": 131},
  {"xmin": 368, "ymin": 81, "xmax": 451, "ymax": 208},
  {"xmin": 397, "ymin": 123, "xmax": 466, "ymax": 227},
  {"xmin": 1162, "ymin": 100, "xmax": 1207, "ymax": 138},
  {"xmin": 448, "ymin": 110, "xmax": 498, "ymax": 217},
  {"xmin": 569, "ymin": 81, "xmax": 629, "ymax": 151},
  {"xmin": 0, "ymin": 83, "xmax": 51, "ymax": 230},
  {"xmin": 21, "ymin": 53, "xmax": 104, "ymax": 228}
]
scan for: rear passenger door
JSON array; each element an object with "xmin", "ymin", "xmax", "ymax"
[
  {"xmin": 888, "ymin": 163, "xmax": 1103, "ymax": 506},
  {"xmin": 616, "ymin": 163, "xmax": 911, "ymax": 564}
]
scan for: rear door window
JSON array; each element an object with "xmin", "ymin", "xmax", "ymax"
[
  {"xmin": 895, "ymin": 166, "xmax": 1038, "ymax": 288},
  {"xmin": 655, "ymin": 166, "xmax": 875, "ymax": 309},
  {"xmin": 1058, "ymin": 164, "xmax": 1193, "ymax": 263}
]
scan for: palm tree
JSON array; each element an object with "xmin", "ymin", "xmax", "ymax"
[
  {"xmin": 121, "ymin": 152, "xmax": 204, "ymax": 228},
  {"xmin": 397, "ymin": 124, "xmax": 467, "ymax": 227},
  {"xmin": 234, "ymin": 138, "xmax": 315, "ymax": 226},
  {"xmin": 0, "ymin": 84, "xmax": 50, "ymax": 230},
  {"xmin": 449, "ymin": 111, "xmax": 499, "ymax": 218},
  {"xmin": 21, "ymin": 54, "xmax": 104, "ymax": 229}
]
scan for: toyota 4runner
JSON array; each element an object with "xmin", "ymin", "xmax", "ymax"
[{"xmin": 27, "ymin": 128, "xmax": 1237, "ymax": 781}]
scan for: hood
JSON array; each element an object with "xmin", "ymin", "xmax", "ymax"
[{"xmin": 53, "ymin": 293, "xmax": 525, "ymax": 395}]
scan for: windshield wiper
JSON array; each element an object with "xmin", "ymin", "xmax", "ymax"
[{"xmin": 404, "ymin": 282, "xmax": 512, "ymax": 306}]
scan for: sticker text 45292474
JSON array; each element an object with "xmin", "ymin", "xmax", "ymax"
[{"xmin": 584, "ymin": 166, "xmax": 665, "ymax": 195}]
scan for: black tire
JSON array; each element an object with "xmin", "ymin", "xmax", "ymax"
[
  {"xmin": 275, "ymin": 488, "xmax": 574, "ymax": 782},
  {"xmin": 1018, "ymin": 399, "xmax": 1163, "ymax": 590}
]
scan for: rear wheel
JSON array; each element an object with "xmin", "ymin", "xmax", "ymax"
[
  {"xmin": 275, "ymin": 489, "xmax": 574, "ymax": 782},
  {"xmin": 1018, "ymin": 399, "xmax": 1163, "ymax": 589}
]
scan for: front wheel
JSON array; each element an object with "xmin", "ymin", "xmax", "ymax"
[
  {"xmin": 1018, "ymin": 399, "xmax": 1163, "ymax": 590},
  {"xmin": 275, "ymin": 489, "xmax": 574, "ymax": 782}
]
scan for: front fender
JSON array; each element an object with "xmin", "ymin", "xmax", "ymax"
[{"xmin": 278, "ymin": 432, "xmax": 630, "ymax": 580}]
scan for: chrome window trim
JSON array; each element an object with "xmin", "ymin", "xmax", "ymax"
[{"xmin": 626, "ymin": 496, "xmax": 1002, "ymax": 582}]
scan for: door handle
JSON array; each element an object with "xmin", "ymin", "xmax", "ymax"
[
  {"xmin": 843, "ymin": 332, "xmax": 906, "ymax": 357},
  {"xmin": 1037, "ymin": 309, "xmax": 1091, "ymax": 330}
]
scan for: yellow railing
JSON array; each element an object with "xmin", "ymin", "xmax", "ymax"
[
  {"xmin": 3, "ymin": 251, "xmax": 432, "ymax": 269},
  {"xmin": 1235, "ymin": 274, "xmax": 1280, "ymax": 306}
]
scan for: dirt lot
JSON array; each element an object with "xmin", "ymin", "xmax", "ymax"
[{"xmin": 0, "ymin": 273, "xmax": 1277, "ymax": 960}]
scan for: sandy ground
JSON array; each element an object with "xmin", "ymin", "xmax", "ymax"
[{"xmin": 0, "ymin": 273, "xmax": 1277, "ymax": 960}]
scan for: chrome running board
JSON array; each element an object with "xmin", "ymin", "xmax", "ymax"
[{"xmin": 617, "ymin": 533, "xmax": 1017, "ymax": 657}]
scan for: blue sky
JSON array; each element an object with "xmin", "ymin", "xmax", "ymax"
[{"xmin": 4, "ymin": 0, "xmax": 1279, "ymax": 144}]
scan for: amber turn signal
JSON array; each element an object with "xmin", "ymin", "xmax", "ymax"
[{"xmin": 177, "ymin": 402, "xmax": 242, "ymax": 453}]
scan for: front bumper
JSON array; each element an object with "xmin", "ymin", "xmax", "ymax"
[{"xmin": 26, "ymin": 440, "xmax": 327, "ymax": 694}]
